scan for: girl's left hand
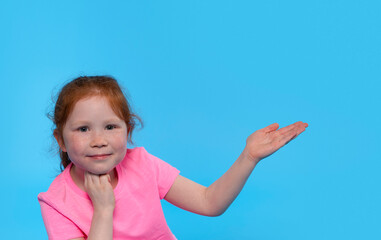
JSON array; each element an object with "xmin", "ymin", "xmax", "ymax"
[{"xmin": 244, "ymin": 121, "xmax": 308, "ymax": 164}]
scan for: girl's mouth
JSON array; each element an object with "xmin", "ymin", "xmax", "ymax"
[{"xmin": 87, "ymin": 154, "xmax": 112, "ymax": 160}]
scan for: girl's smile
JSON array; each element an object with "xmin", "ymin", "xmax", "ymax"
[
  {"xmin": 55, "ymin": 95, "xmax": 128, "ymax": 185},
  {"xmin": 87, "ymin": 153, "xmax": 113, "ymax": 160}
]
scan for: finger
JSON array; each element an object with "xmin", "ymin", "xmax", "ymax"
[
  {"xmin": 86, "ymin": 171, "xmax": 101, "ymax": 186},
  {"xmin": 276, "ymin": 121, "xmax": 303, "ymax": 135},
  {"xmin": 284, "ymin": 133, "xmax": 298, "ymax": 145},
  {"xmin": 99, "ymin": 174, "xmax": 111, "ymax": 185},
  {"xmin": 84, "ymin": 171, "xmax": 93, "ymax": 184},
  {"xmin": 279, "ymin": 121, "xmax": 308, "ymax": 137},
  {"xmin": 84, "ymin": 171, "xmax": 94, "ymax": 191},
  {"xmin": 280, "ymin": 124, "xmax": 306, "ymax": 145},
  {"xmin": 263, "ymin": 123, "xmax": 279, "ymax": 133}
]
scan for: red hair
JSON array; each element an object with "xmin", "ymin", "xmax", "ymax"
[{"xmin": 49, "ymin": 76, "xmax": 142, "ymax": 170}]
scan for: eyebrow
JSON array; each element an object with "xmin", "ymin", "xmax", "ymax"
[{"xmin": 70, "ymin": 118, "xmax": 123, "ymax": 126}]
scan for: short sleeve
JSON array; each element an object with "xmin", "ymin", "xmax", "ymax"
[
  {"xmin": 39, "ymin": 199, "xmax": 85, "ymax": 240},
  {"xmin": 143, "ymin": 149, "xmax": 180, "ymax": 199}
]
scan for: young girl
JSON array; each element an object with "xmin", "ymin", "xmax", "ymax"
[{"xmin": 38, "ymin": 76, "xmax": 308, "ymax": 240}]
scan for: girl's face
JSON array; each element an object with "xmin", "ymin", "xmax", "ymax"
[{"xmin": 56, "ymin": 96, "xmax": 128, "ymax": 175}]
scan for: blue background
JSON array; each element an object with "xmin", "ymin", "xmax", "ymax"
[{"xmin": 1, "ymin": 0, "xmax": 380, "ymax": 239}]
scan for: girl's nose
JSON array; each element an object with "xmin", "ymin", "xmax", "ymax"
[{"xmin": 90, "ymin": 132, "xmax": 108, "ymax": 148}]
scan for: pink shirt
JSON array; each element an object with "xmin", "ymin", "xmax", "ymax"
[{"xmin": 38, "ymin": 147, "xmax": 180, "ymax": 240}]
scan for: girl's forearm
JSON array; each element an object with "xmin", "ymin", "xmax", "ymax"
[
  {"xmin": 205, "ymin": 149, "xmax": 257, "ymax": 216},
  {"xmin": 87, "ymin": 209, "xmax": 114, "ymax": 240}
]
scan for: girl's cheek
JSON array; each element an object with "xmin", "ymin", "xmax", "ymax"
[
  {"xmin": 68, "ymin": 135, "xmax": 87, "ymax": 152},
  {"xmin": 117, "ymin": 135, "xmax": 128, "ymax": 146},
  {"xmin": 114, "ymin": 133, "xmax": 128, "ymax": 148}
]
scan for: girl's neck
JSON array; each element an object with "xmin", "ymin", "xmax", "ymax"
[{"xmin": 70, "ymin": 164, "xmax": 118, "ymax": 191}]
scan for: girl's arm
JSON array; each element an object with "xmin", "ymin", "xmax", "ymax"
[
  {"xmin": 165, "ymin": 121, "xmax": 308, "ymax": 216},
  {"xmin": 78, "ymin": 172, "xmax": 115, "ymax": 240}
]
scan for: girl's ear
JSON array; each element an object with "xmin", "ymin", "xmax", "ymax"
[{"xmin": 54, "ymin": 130, "xmax": 67, "ymax": 152}]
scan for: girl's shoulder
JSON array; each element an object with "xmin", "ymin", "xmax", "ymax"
[
  {"xmin": 121, "ymin": 146, "xmax": 172, "ymax": 173},
  {"xmin": 37, "ymin": 167, "xmax": 70, "ymax": 204},
  {"xmin": 126, "ymin": 146, "xmax": 146, "ymax": 157},
  {"xmin": 121, "ymin": 146, "xmax": 153, "ymax": 168}
]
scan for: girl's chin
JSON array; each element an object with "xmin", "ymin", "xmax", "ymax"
[
  {"xmin": 88, "ymin": 168, "xmax": 115, "ymax": 175},
  {"xmin": 73, "ymin": 164, "xmax": 116, "ymax": 176}
]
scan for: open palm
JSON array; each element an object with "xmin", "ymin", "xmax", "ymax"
[{"xmin": 245, "ymin": 121, "xmax": 308, "ymax": 163}]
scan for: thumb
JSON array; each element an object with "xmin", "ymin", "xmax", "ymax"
[{"xmin": 264, "ymin": 123, "xmax": 279, "ymax": 133}]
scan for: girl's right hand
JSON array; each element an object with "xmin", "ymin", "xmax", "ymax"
[{"xmin": 84, "ymin": 171, "xmax": 115, "ymax": 212}]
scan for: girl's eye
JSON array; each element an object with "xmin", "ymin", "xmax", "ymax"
[
  {"xmin": 78, "ymin": 126, "xmax": 88, "ymax": 132},
  {"xmin": 106, "ymin": 125, "xmax": 116, "ymax": 130}
]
